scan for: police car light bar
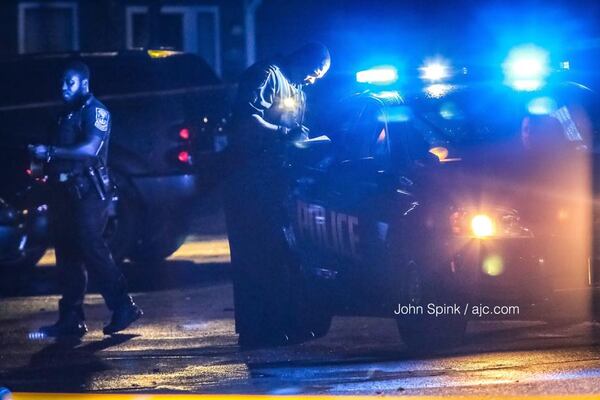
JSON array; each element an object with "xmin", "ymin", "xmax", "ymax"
[
  {"xmin": 502, "ymin": 44, "xmax": 550, "ymax": 91},
  {"xmin": 356, "ymin": 66, "xmax": 398, "ymax": 84}
]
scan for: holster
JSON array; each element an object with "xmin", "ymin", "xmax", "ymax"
[
  {"xmin": 95, "ymin": 164, "xmax": 113, "ymax": 195},
  {"xmin": 86, "ymin": 164, "xmax": 113, "ymax": 201},
  {"xmin": 63, "ymin": 175, "xmax": 86, "ymax": 200}
]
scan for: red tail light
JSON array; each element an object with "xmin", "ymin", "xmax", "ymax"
[
  {"xmin": 178, "ymin": 151, "xmax": 190, "ymax": 164},
  {"xmin": 179, "ymin": 128, "xmax": 190, "ymax": 140}
]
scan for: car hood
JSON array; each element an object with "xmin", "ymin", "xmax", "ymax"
[{"xmin": 417, "ymin": 147, "xmax": 591, "ymax": 232}]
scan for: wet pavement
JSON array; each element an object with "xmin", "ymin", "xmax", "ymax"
[{"xmin": 1, "ymin": 236, "xmax": 600, "ymax": 396}]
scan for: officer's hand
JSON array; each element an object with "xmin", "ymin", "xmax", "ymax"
[
  {"xmin": 29, "ymin": 145, "xmax": 48, "ymax": 160},
  {"xmin": 287, "ymin": 125, "xmax": 310, "ymax": 141}
]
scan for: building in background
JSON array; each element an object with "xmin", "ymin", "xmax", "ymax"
[
  {"xmin": 1, "ymin": 0, "xmax": 598, "ymax": 83},
  {"xmin": 0, "ymin": 0, "xmax": 263, "ymax": 80}
]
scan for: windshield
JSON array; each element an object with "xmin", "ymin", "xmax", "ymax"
[{"xmin": 387, "ymin": 82, "xmax": 595, "ymax": 167}]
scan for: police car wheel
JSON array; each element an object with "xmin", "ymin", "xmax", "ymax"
[
  {"xmin": 396, "ymin": 260, "xmax": 467, "ymax": 352},
  {"xmin": 234, "ymin": 274, "xmax": 292, "ymax": 348},
  {"xmin": 287, "ymin": 267, "xmax": 333, "ymax": 340},
  {"xmin": 235, "ymin": 257, "xmax": 332, "ymax": 347}
]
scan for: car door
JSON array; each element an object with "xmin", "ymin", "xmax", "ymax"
[
  {"xmin": 316, "ymin": 97, "xmax": 418, "ymax": 310},
  {"xmin": 288, "ymin": 139, "xmax": 335, "ymax": 272}
]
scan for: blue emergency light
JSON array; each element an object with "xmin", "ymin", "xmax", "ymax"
[
  {"xmin": 356, "ymin": 66, "xmax": 398, "ymax": 84},
  {"xmin": 502, "ymin": 44, "xmax": 550, "ymax": 91},
  {"xmin": 420, "ymin": 60, "xmax": 451, "ymax": 82}
]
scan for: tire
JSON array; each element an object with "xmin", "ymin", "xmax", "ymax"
[
  {"xmin": 234, "ymin": 259, "xmax": 333, "ymax": 348},
  {"xmin": 0, "ymin": 244, "xmax": 46, "ymax": 277},
  {"xmin": 287, "ymin": 263, "xmax": 333, "ymax": 340},
  {"xmin": 396, "ymin": 260, "xmax": 467, "ymax": 353},
  {"xmin": 104, "ymin": 173, "xmax": 138, "ymax": 263},
  {"xmin": 8, "ymin": 245, "xmax": 46, "ymax": 270},
  {"xmin": 128, "ymin": 228, "xmax": 187, "ymax": 265},
  {"xmin": 106, "ymin": 172, "xmax": 188, "ymax": 265},
  {"xmin": 234, "ymin": 270, "xmax": 287, "ymax": 348},
  {"xmin": 0, "ymin": 193, "xmax": 49, "ymax": 281},
  {"xmin": 0, "ymin": 236, "xmax": 47, "ymax": 295}
]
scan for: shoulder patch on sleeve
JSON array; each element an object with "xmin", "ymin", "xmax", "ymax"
[{"xmin": 94, "ymin": 107, "xmax": 110, "ymax": 132}]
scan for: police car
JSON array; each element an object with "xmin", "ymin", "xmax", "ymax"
[
  {"xmin": 0, "ymin": 50, "xmax": 230, "ymax": 272},
  {"xmin": 275, "ymin": 55, "xmax": 598, "ymax": 350}
]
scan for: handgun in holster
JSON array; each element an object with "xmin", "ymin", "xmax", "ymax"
[
  {"xmin": 87, "ymin": 166, "xmax": 106, "ymax": 201},
  {"xmin": 86, "ymin": 138, "xmax": 113, "ymax": 201}
]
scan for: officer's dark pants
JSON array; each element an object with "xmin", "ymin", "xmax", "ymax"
[
  {"xmin": 50, "ymin": 178, "xmax": 129, "ymax": 320},
  {"xmin": 224, "ymin": 163, "xmax": 292, "ymax": 339}
]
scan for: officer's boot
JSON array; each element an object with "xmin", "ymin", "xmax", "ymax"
[
  {"xmin": 103, "ymin": 296, "xmax": 143, "ymax": 335},
  {"xmin": 39, "ymin": 305, "xmax": 87, "ymax": 338}
]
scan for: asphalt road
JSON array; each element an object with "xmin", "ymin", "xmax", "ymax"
[{"xmin": 1, "ymin": 236, "xmax": 600, "ymax": 396}]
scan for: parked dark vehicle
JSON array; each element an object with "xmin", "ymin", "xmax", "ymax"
[
  {"xmin": 0, "ymin": 50, "xmax": 230, "ymax": 272},
  {"xmin": 245, "ymin": 80, "xmax": 598, "ymax": 351},
  {"xmin": 0, "ymin": 193, "xmax": 47, "ymax": 271}
]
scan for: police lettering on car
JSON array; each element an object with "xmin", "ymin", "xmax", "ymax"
[
  {"xmin": 28, "ymin": 61, "xmax": 142, "ymax": 338},
  {"xmin": 296, "ymin": 200, "xmax": 360, "ymax": 259}
]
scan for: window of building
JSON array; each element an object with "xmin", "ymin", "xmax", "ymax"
[
  {"xmin": 126, "ymin": 5, "xmax": 221, "ymax": 75},
  {"xmin": 18, "ymin": 2, "xmax": 79, "ymax": 54}
]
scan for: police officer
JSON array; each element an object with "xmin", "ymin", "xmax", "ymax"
[
  {"xmin": 224, "ymin": 43, "xmax": 330, "ymax": 347},
  {"xmin": 29, "ymin": 61, "xmax": 142, "ymax": 338}
]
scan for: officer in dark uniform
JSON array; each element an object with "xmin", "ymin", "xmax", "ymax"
[
  {"xmin": 29, "ymin": 61, "xmax": 142, "ymax": 338},
  {"xmin": 224, "ymin": 43, "xmax": 330, "ymax": 347}
]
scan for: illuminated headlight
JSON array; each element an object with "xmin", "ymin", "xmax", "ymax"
[
  {"xmin": 471, "ymin": 214, "xmax": 495, "ymax": 238},
  {"xmin": 450, "ymin": 208, "xmax": 533, "ymax": 239}
]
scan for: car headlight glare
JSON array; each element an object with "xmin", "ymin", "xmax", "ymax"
[
  {"xmin": 471, "ymin": 214, "xmax": 495, "ymax": 238},
  {"xmin": 450, "ymin": 208, "xmax": 533, "ymax": 239}
]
